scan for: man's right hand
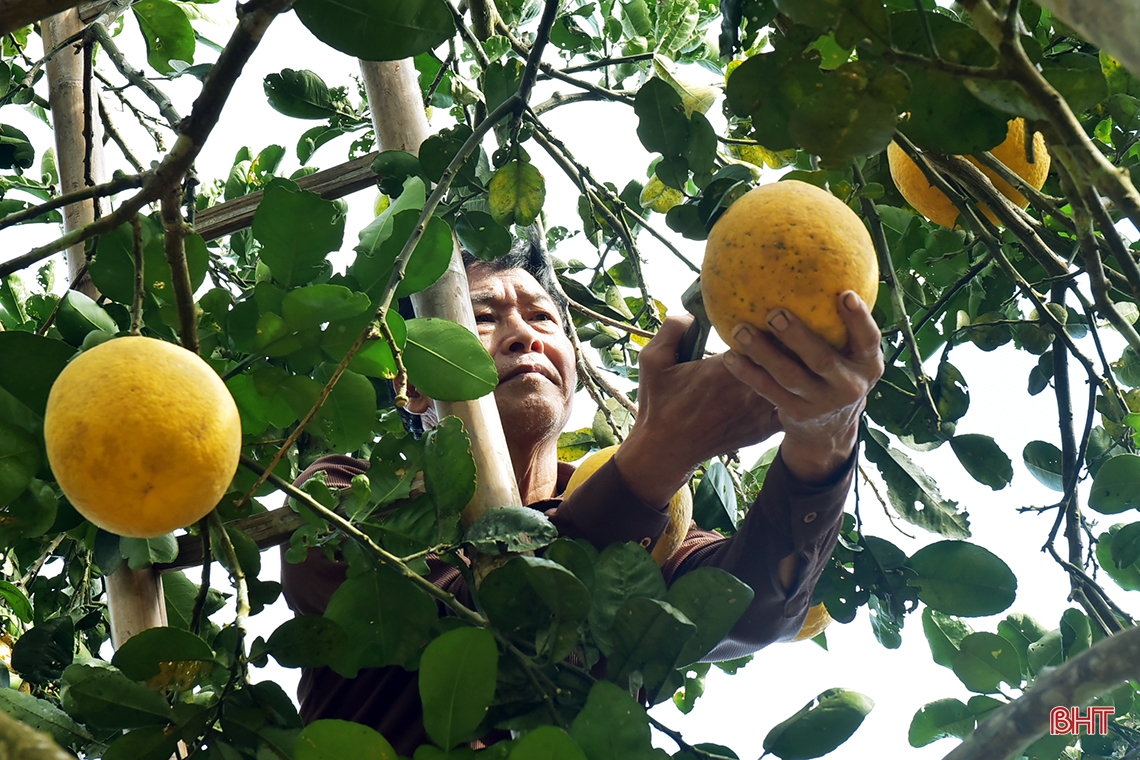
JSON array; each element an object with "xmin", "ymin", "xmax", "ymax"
[{"xmin": 614, "ymin": 315, "xmax": 783, "ymax": 508}]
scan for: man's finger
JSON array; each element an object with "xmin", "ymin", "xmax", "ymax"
[
  {"xmin": 838, "ymin": 291, "xmax": 883, "ymax": 364},
  {"xmin": 640, "ymin": 314, "xmax": 694, "ymax": 373}
]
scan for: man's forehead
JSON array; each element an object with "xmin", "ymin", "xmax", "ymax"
[{"xmin": 468, "ymin": 266, "xmax": 556, "ymax": 307}]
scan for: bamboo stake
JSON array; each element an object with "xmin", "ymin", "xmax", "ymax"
[
  {"xmin": 359, "ymin": 59, "xmax": 521, "ymax": 525},
  {"xmin": 42, "ymin": 9, "xmax": 104, "ymax": 297}
]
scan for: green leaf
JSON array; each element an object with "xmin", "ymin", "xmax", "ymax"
[
  {"xmin": 419, "ymin": 627, "xmax": 498, "ymax": 749},
  {"xmin": 0, "ymin": 332, "xmax": 73, "ymax": 415},
  {"xmin": 666, "ymin": 567, "xmax": 754, "ymax": 666},
  {"xmin": 1022, "ymin": 440, "xmax": 1064, "ymax": 491},
  {"xmin": 1026, "ymin": 628, "xmax": 1062, "ymax": 673},
  {"xmin": 996, "ymin": 611, "xmax": 1047, "ymax": 671},
  {"xmin": 294, "ymin": 0, "xmax": 455, "ymax": 61},
  {"xmin": 589, "ymin": 543, "xmax": 667, "ymax": 656},
  {"xmin": 509, "ymin": 726, "xmax": 587, "ymax": 760},
  {"xmin": 55, "ymin": 290, "xmax": 118, "ymax": 346},
  {"xmin": 634, "ymin": 78, "xmax": 689, "ymax": 157},
  {"xmin": 372, "ymin": 151, "xmax": 426, "ymax": 196},
  {"xmin": 323, "ymin": 563, "xmax": 437, "ymax": 676},
  {"xmin": 120, "ymin": 534, "xmax": 179, "ymax": 570},
  {"xmin": 1042, "ymin": 53, "xmax": 1109, "ymax": 116},
  {"xmin": 0, "ymin": 478, "xmax": 56, "ymax": 547},
  {"xmin": 481, "ymin": 555, "xmax": 590, "ymax": 662},
  {"xmin": 266, "ymin": 616, "xmax": 351, "ymax": 669},
  {"xmin": 908, "ymin": 698, "xmax": 974, "ymax": 747},
  {"xmin": 11, "ymin": 617, "xmax": 73, "ymax": 685},
  {"xmin": 132, "ymin": 0, "xmax": 195, "ymax": 74},
  {"xmin": 60, "ymin": 663, "xmax": 173, "ymax": 729},
  {"xmin": 296, "ymin": 719, "xmax": 398, "ymax": 760},
  {"xmin": 0, "ymin": 421, "xmax": 39, "ymax": 505},
  {"xmin": 1110, "ymin": 522, "xmax": 1140, "ymax": 569},
  {"xmin": 252, "ymin": 179, "xmax": 345, "ymax": 287},
  {"xmin": 0, "ymin": 580, "xmax": 32, "ymax": 623},
  {"xmin": 282, "ymin": 284, "xmax": 371, "ymax": 330},
  {"xmin": 89, "ymin": 220, "xmax": 208, "ymax": 305},
  {"xmin": 921, "ymin": 608, "xmax": 972, "ymax": 669},
  {"xmin": 569, "ymin": 681, "xmax": 668, "ymax": 760},
  {"xmin": 1096, "ymin": 524, "xmax": 1140, "ymax": 591},
  {"xmin": 423, "ymin": 415, "xmax": 476, "ymax": 514},
  {"xmin": 608, "ymin": 597, "xmax": 696, "ymax": 697},
  {"xmin": 0, "ymin": 689, "xmax": 92, "ymax": 749},
  {"xmin": 1089, "ymin": 454, "xmax": 1140, "ymax": 514},
  {"xmin": 163, "ymin": 571, "xmax": 226, "ymax": 632},
  {"xmin": 692, "ymin": 460, "xmax": 736, "ymax": 532},
  {"xmin": 951, "ymin": 631, "xmax": 1022, "ymax": 693},
  {"xmin": 403, "ymin": 318, "xmax": 497, "ymax": 401},
  {"xmin": 763, "ymin": 688, "xmax": 874, "ymax": 760},
  {"xmin": 655, "ymin": 0, "xmax": 698, "ymax": 57},
  {"xmin": 310, "ymin": 368, "xmax": 376, "ymax": 453},
  {"xmin": 456, "ymin": 210, "xmax": 513, "ymax": 262},
  {"xmin": 488, "ymin": 160, "xmax": 546, "ymax": 227},
  {"xmin": 907, "ymin": 540, "xmax": 1017, "ymax": 617},
  {"xmin": 420, "ymin": 125, "xmax": 479, "ymax": 185},
  {"xmin": 102, "ymin": 725, "xmax": 179, "ymax": 760},
  {"xmin": 889, "ymin": 11, "xmax": 1008, "ymax": 154},
  {"xmin": 111, "ymin": 627, "xmax": 213, "ymax": 682},
  {"xmin": 863, "ymin": 429, "xmax": 970, "ymax": 538},
  {"xmin": 353, "ymin": 204, "xmax": 453, "ymax": 299},
  {"xmin": 0, "ymin": 123, "xmax": 34, "ymax": 170},
  {"xmin": 464, "ymin": 506, "xmax": 559, "ymax": 554},
  {"xmin": 949, "ymin": 434, "xmax": 1013, "ymax": 490},
  {"xmin": 264, "ymin": 69, "xmax": 344, "ymax": 119},
  {"xmin": 298, "ymin": 125, "xmax": 346, "ymax": 164}
]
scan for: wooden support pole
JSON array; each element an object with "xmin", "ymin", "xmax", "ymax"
[
  {"xmin": 42, "ymin": 9, "xmax": 104, "ymax": 297},
  {"xmin": 44, "ymin": 11, "xmax": 166, "ymax": 648},
  {"xmin": 359, "ymin": 59, "xmax": 521, "ymax": 523}
]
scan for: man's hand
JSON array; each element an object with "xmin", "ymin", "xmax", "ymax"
[
  {"xmin": 723, "ymin": 290, "xmax": 883, "ymax": 484},
  {"xmin": 614, "ymin": 315, "xmax": 784, "ymax": 507}
]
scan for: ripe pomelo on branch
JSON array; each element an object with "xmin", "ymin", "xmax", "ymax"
[
  {"xmin": 564, "ymin": 445, "xmax": 692, "ymax": 565},
  {"xmin": 793, "ymin": 603, "xmax": 832, "ymax": 642},
  {"xmin": 887, "ymin": 117, "xmax": 1050, "ymax": 228},
  {"xmin": 701, "ymin": 180, "xmax": 879, "ymax": 350},
  {"xmin": 44, "ymin": 336, "xmax": 242, "ymax": 539}
]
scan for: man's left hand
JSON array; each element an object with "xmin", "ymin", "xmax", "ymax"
[{"xmin": 723, "ymin": 290, "xmax": 884, "ymax": 484}]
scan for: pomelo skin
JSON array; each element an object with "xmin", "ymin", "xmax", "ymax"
[
  {"xmin": 43, "ymin": 336, "xmax": 242, "ymax": 539},
  {"xmin": 701, "ymin": 180, "xmax": 880, "ymax": 350}
]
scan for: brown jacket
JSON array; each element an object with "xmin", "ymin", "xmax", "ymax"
[{"xmin": 281, "ymin": 451, "xmax": 852, "ymax": 753}]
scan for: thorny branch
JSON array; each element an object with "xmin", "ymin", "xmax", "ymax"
[
  {"xmin": 89, "ymin": 23, "xmax": 182, "ymax": 129},
  {"xmin": 0, "ymin": 171, "xmax": 147, "ymax": 232}
]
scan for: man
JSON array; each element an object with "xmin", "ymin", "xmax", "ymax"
[{"xmin": 281, "ymin": 239, "xmax": 884, "ymax": 751}]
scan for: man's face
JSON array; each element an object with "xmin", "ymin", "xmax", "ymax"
[{"xmin": 467, "ymin": 265, "xmax": 576, "ymax": 445}]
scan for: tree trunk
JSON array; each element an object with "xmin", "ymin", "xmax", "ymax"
[
  {"xmin": 0, "ymin": 0, "xmax": 84, "ymax": 36},
  {"xmin": 42, "ymin": 8, "xmax": 105, "ymax": 296},
  {"xmin": 1034, "ymin": 0, "xmax": 1140, "ymax": 79},
  {"xmin": 359, "ymin": 59, "xmax": 522, "ymax": 526}
]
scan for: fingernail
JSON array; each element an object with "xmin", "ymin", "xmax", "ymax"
[
  {"xmin": 844, "ymin": 292, "xmax": 860, "ymax": 310},
  {"xmin": 733, "ymin": 324, "xmax": 753, "ymax": 344},
  {"xmin": 724, "ymin": 351, "xmax": 737, "ymax": 366},
  {"xmin": 767, "ymin": 310, "xmax": 789, "ymax": 331}
]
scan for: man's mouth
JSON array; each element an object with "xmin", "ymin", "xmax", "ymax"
[{"xmin": 499, "ymin": 365, "xmax": 556, "ymax": 385}]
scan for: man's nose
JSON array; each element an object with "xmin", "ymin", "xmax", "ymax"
[{"xmin": 504, "ymin": 317, "xmax": 545, "ymax": 354}]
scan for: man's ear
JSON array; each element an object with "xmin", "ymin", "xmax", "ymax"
[{"xmin": 405, "ymin": 383, "xmax": 433, "ymax": 414}]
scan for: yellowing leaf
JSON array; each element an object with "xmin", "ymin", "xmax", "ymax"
[
  {"xmin": 488, "ymin": 160, "xmax": 545, "ymax": 227},
  {"xmin": 653, "ymin": 55, "xmax": 720, "ymax": 117},
  {"xmin": 639, "ymin": 175, "xmax": 683, "ymax": 213},
  {"xmin": 729, "ymin": 142, "xmax": 797, "ymax": 169}
]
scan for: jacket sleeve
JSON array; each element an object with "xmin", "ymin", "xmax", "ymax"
[
  {"xmin": 547, "ymin": 457, "xmax": 671, "ymax": 550},
  {"xmin": 662, "ymin": 450, "xmax": 853, "ymax": 660}
]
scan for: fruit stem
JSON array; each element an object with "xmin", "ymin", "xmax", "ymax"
[
  {"xmin": 852, "ymin": 162, "xmax": 940, "ymax": 424},
  {"xmin": 207, "ymin": 510, "xmax": 250, "ymax": 642},
  {"xmin": 129, "ymin": 215, "xmax": 144, "ymax": 337}
]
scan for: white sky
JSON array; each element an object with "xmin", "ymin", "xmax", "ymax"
[{"xmin": 2, "ymin": 8, "xmax": 1137, "ymax": 759}]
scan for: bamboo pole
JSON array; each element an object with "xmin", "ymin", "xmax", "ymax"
[
  {"xmin": 44, "ymin": 11, "xmax": 167, "ymax": 648},
  {"xmin": 359, "ymin": 59, "xmax": 522, "ymax": 524},
  {"xmin": 42, "ymin": 9, "xmax": 104, "ymax": 298}
]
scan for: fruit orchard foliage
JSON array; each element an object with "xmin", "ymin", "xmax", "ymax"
[{"xmin": 1, "ymin": 0, "xmax": 1140, "ymax": 758}]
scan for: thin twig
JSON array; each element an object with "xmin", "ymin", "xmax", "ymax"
[
  {"xmin": 0, "ymin": 171, "xmax": 147, "ymax": 232},
  {"xmin": 207, "ymin": 511, "xmax": 250, "ymax": 644},
  {"xmin": 36, "ymin": 264, "xmax": 88, "ymax": 337},
  {"xmin": 568, "ymin": 300, "xmax": 655, "ymax": 339},
  {"xmin": 191, "ymin": 517, "xmax": 212, "ymax": 636},
  {"xmin": 161, "ymin": 186, "xmax": 199, "ymax": 353},
  {"xmin": 380, "ymin": 318, "xmax": 408, "ymax": 406},
  {"xmin": 129, "ymin": 215, "xmax": 144, "ymax": 335},
  {"xmin": 98, "ymin": 95, "xmax": 145, "ymax": 173},
  {"xmin": 90, "ymin": 23, "xmax": 182, "ymax": 129}
]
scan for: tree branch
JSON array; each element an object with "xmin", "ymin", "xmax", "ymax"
[
  {"xmin": 941, "ymin": 625, "xmax": 1140, "ymax": 760},
  {"xmin": 161, "ymin": 186, "xmax": 199, "ymax": 353},
  {"xmin": 89, "ymin": 22, "xmax": 182, "ymax": 129},
  {"xmin": 0, "ymin": 170, "xmax": 146, "ymax": 232}
]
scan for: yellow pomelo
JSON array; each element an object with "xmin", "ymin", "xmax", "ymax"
[
  {"xmin": 702, "ymin": 180, "xmax": 879, "ymax": 350},
  {"xmin": 887, "ymin": 118, "xmax": 1050, "ymax": 228},
  {"xmin": 792, "ymin": 603, "xmax": 832, "ymax": 642},
  {"xmin": 564, "ymin": 445, "xmax": 692, "ymax": 565},
  {"xmin": 44, "ymin": 336, "xmax": 241, "ymax": 539}
]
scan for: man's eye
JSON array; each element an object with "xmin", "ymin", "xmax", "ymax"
[
  {"xmin": 532, "ymin": 313, "xmax": 554, "ymax": 322},
  {"xmin": 474, "ymin": 314, "xmax": 495, "ymax": 324}
]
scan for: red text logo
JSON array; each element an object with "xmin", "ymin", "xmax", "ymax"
[{"xmin": 1049, "ymin": 706, "xmax": 1113, "ymax": 735}]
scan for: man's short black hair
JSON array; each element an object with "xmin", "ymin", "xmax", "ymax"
[{"xmin": 461, "ymin": 236, "xmax": 571, "ymax": 336}]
